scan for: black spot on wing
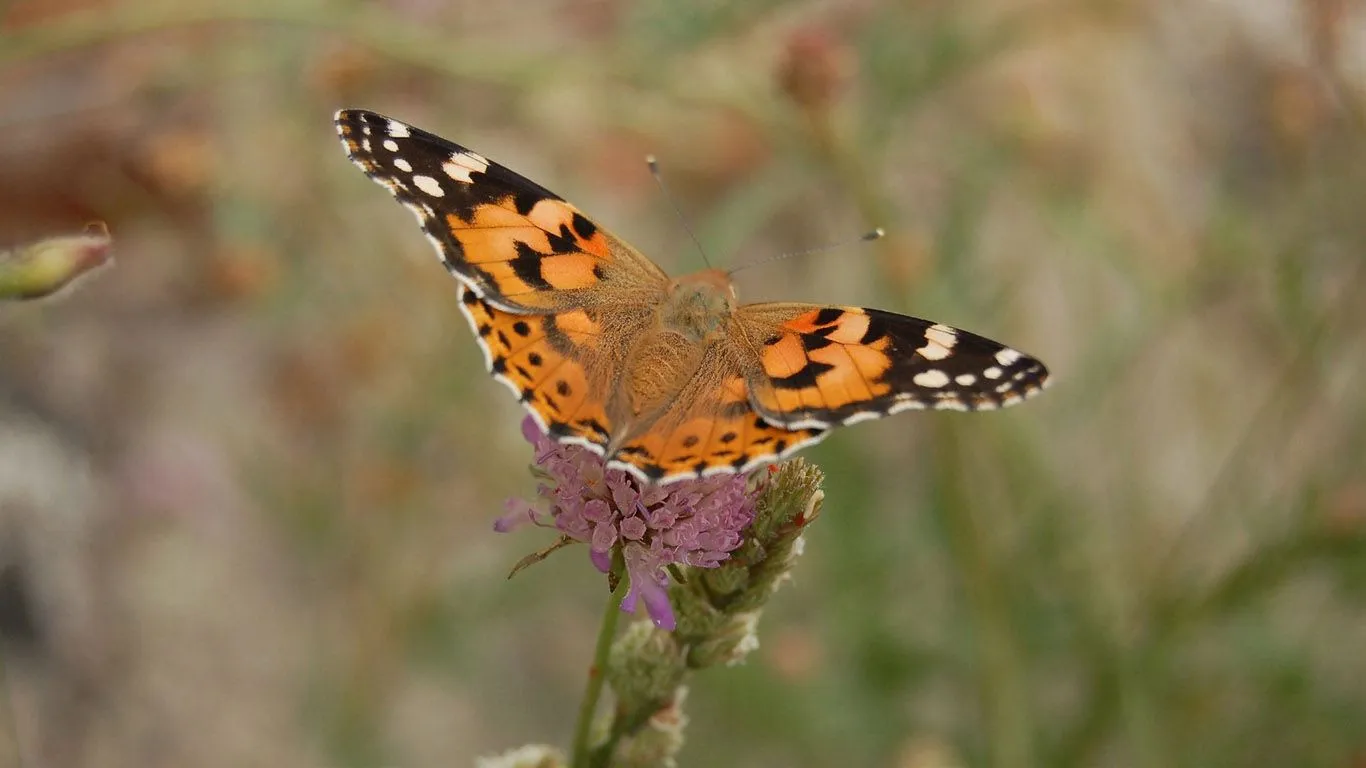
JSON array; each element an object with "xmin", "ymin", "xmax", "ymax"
[
  {"xmin": 800, "ymin": 333, "xmax": 835, "ymax": 351},
  {"xmin": 510, "ymin": 242, "xmax": 553, "ymax": 290},
  {"xmin": 512, "ymin": 190, "xmax": 539, "ymax": 216},
  {"xmin": 858, "ymin": 314, "xmax": 888, "ymax": 344},
  {"xmin": 812, "ymin": 307, "xmax": 843, "ymax": 326},
  {"xmin": 545, "ymin": 223, "xmax": 578, "ymax": 255},
  {"xmin": 571, "ymin": 213, "xmax": 597, "ymax": 240},
  {"xmin": 769, "ymin": 360, "xmax": 836, "ymax": 390}
]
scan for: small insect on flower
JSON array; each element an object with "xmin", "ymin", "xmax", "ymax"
[{"xmin": 497, "ymin": 417, "xmax": 760, "ymax": 631}]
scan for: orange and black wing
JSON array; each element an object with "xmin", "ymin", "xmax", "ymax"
[
  {"xmin": 457, "ymin": 283, "xmax": 617, "ymax": 452},
  {"xmin": 335, "ymin": 109, "xmax": 667, "ymax": 313},
  {"xmin": 604, "ymin": 345, "xmax": 827, "ymax": 483},
  {"xmin": 735, "ymin": 304, "xmax": 1050, "ymax": 429}
]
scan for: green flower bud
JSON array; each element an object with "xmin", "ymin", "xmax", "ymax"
[{"xmin": 0, "ymin": 223, "xmax": 112, "ymax": 301}]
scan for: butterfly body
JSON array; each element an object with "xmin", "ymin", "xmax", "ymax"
[{"xmin": 336, "ymin": 110, "xmax": 1051, "ymax": 483}]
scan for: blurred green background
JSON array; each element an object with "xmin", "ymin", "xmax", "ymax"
[{"xmin": 2, "ymin": 1, "xmax": 1365, "ymax": 766}]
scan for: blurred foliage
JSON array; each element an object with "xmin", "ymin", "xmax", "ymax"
[{"xmin": 2, "ymin": 0, "xmax": 1366, "ymax": 767}]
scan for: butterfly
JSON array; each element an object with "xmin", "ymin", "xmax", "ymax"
[{"xmin": 335, "ymin": 110, "xmax": 1050, "ymax": 484}]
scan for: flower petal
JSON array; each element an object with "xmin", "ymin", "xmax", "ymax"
[{"xmin": 494, "ymin": 498, "xmax": 539, "ymax": 532}]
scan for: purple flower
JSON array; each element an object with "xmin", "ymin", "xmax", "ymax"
[{"xmin": 496, "ymin": 417, "xmax": 759, "ymax": 631}]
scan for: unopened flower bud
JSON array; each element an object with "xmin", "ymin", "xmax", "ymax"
[
  {"xmin": 0, "ymin": 223, "xmax": 112, "ymax": 301},
  {"xmin": 606, "ymin": 620, "xmax": 685, "ymax": 713},
  {"xmin": 609, "ymin": 687, "xmax": 688, "ymax": 768}
]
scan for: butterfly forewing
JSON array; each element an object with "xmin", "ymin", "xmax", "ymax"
[
  {"xmin": 335, "ymin": 109, "xmax": 665, "ymax": 314},
  {"xmin": 736, "ymin": 304, "xmax": 1050, "ymax": 429}
]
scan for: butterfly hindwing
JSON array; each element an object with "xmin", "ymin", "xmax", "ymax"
[
  {"xmin": 605, "ymin": 349, "xmax": 827, "ymax": 482},
  {"xmin": 457, "ymin": 283, "xmax": 614, "ymax": 452},
  {"xmin": 736, "ymin": 304, "xmax": 1050, "ymax": 429},
  {"xmin": 336, "ymin": 109, "xmax": 667, "ymax": 313}
]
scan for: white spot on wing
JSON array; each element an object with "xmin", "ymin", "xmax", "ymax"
[
  {"xmin": 393, "ymin": 157, "xmax": 412, "ymax": 173},
  {"xmin": 889, "ymin": 396, "xmax": 928, "ymax": 413},
  {"xmin": 926, "ymin": 324, "xmax": 957, "ymax": 347},
  {"xmin": 916, "ymin": 324, "xmax": 957, "ymax": 361},
  {"xmin": 443, "ymin": 152, "xmax": 490, "ymax": 183},
  {"xmin": 984, "ymin": 366, "xmax": 1003, "ymax": 380},
  {"xmin": 955, "ymin": 373, "xmax": 976, "ymax": 386},
  {"xmin": 411, "ymin": 175, "xmax": 445, "ymax": 197},
  {"xmin": 995, "ymin": 348, "xmax": 1022, "ymax": 366},
  {"xmin": 386, "ymin": 120, "xmax": 410, "ymax": 138},
  {"xmin": 382, "ymin": 139, "xmax": 399, "ymax": 152},
  {"xmin": 913, "ymin": 370, "xmax": 950, "ymax": 388}
]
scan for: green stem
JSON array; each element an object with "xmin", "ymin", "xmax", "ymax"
[{"xmin": 570, "ymin": 551, "xmax": 627, "ymax": 768}]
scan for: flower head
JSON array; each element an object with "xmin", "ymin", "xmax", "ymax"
[{"xmin": 497, "ymin": 417, "xmax": 759, "ymax": 631}]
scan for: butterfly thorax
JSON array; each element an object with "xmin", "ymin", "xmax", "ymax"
[
  {"xmin": 661, "ymin": 269, "xmax": 736, "ymax": 343},
  {"xmin": 615, "ymin": 271, "xmax": 736, "ymax": 422}
]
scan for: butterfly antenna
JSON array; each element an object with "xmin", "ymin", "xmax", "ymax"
[
  {"xmin": 729, "ymin": 227, "xmax": 885, "ymax": 275},
  {"xmin": 647, "ymin": 155, "xmax": 712, "ymax": 270}
]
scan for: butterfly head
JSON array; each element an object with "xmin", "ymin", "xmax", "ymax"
[{"xmin": 663, "ymin": 269, "xmax": 736, "ymax": 342}]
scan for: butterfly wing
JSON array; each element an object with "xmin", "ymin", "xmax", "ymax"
[
  {"xmin": 335, "ymin": 109, "xmax": 668, "ymax": 313},
  {"xmin": 602, "ymin": 343, "xmax": 828, "ymax": 483},
  {"xmin": 457, "ymin": 283, "xmax": 625, "ymax": 451},
  {"xmin": 733, "ymin": 303, "xmax": 1050, "ymax": 429}
]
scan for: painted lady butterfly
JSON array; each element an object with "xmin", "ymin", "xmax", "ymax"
[{"xmin": 335, "ymin": 110, "xmax": 1050, "ymax": 483}]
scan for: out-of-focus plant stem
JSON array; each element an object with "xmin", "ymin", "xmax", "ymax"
[{"xmin": 570, "ymin": 550, "xmax": 626, "ymax": 768}]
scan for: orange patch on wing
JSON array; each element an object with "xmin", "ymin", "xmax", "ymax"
[
  {"xmin": 807, "ymin": 346, "xmax": 881, "ymax": 401},
  {"xmin": 470, "ymin": 259, "xmax": 537, "ymax": 296},
  {"xmin": 760, "ymin": 333, "xmax": 808, "ymax": 378},
  {"xmin": 466, "ymin": 204, "xmax": 526, "ymax": 230},
  {"xmin": 539, "ymin": 252, "xmax": 600, "ymax": 290},
  {"xmin": 527, "ymin": 200, "xmax": 610, "ymax": 259},
  {"xmin": 554, "ymin": 308, "xmax": 601, "ymax": 346},
  {"xmin": 449, "ymin": 218, "xmax": 552, "ymax": 264},
  {"xmin": 525, "ymin": 199, "xmax": 575, "ymax": 233},
  {"xmin": 611, "ymin": 403, "xmax": 826, "ymax": 482},
  {"xmin": 782, "ymin": 309, "xmax": 827, "ymax": 334},
  {"xmin": 459, "ymin": 285, "xmax": 611, "ymax": 448},
  {"xmin": 821, "ymin": 312, "xmax": 871, "ymax": 344},
  {"xmin": 774, "ymin": 386, "xmax": 825, "ymax": 412}
]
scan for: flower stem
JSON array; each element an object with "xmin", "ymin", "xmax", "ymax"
[{"xmin": 570, "ymin": 550, "xmax": 627, "ymax": 768}]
